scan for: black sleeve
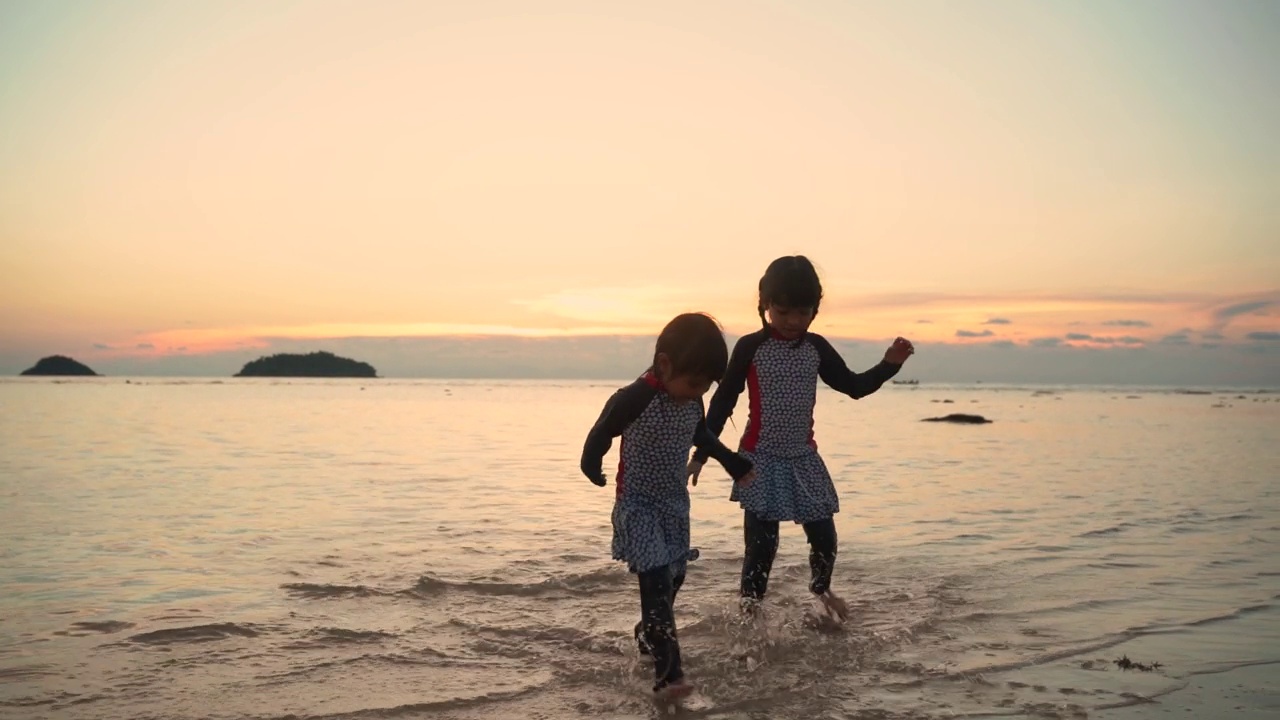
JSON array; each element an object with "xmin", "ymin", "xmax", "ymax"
[
  {"xmin": 580, "ymin": 379, "xmax": 657, "ymax": 485},
  {"xmin": 692, "ymin": 330, "xmax": 766, "ymax": 463},
  {"xmin": 692, "ymin": 401, "xmax": 753, "ymax": 480},
  {"xmin": 810, "ymin": 333, "xmax": 901, "ymax": 399}
]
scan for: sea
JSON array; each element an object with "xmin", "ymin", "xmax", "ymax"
[{"xmin": 1, "ymin": 378, "xmax": 1277, "ymax": 720}]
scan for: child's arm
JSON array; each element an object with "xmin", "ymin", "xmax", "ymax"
[
  {"xmin": 692, "ymin": 409, "xmax": 754, "ymax": 483},
  {"xmin": 580, "ymin": 380, "xmax": 656, "ymax": 486},
  {"xmin": 691, "ymin": 331, "xmax": 764, "ymax": 464},
  {"xmin": 810, "ymin": 334, "xmax": 907, "ymax": 399}
]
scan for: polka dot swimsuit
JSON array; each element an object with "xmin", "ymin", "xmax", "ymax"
[
  {"xmin": 612, "ymin": 383, "xmax": 702, "ymax": 574},
  {"xmin": 697, "ymin": 330, "xmax": 900, "ymax": 524},
  {"xmin": 580, "ymin": 371, "xmax": 752, "ymax": 575},
  {"xmin": 747, "ymin": 335, "xmax": 822, "ymax": 456}
]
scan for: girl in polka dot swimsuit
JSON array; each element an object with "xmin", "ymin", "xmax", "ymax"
[
  {"xmin": 689, "ymin": 256, "xmax": 914, "ymax": 621},
  {"xmin": 580, "ymin": 313, "xmax": 756, "ymax": 700}
]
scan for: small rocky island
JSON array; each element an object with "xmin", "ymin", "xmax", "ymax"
[
  {"xmin": 20, "ymin": 355, "xmax": 99, "ymax": 376},
  {"xmin": 234, "ymin": 351, "xmax": 377, "ymax": 378}
]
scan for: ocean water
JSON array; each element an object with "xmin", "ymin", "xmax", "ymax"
[{"xmin": 0, "ymin": 378, "xmax": 1277, "ymax": 720}]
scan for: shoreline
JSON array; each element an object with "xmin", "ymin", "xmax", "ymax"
[{"xmin": 1093, "ymin": 661, "xmax": 1278, "ymax": 719}]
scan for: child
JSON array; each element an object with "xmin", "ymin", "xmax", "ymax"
[
  {"xmin": 687, "ymin": 256, "xmax": 913, "ymax": 620},
  {"xmin": 580, "ymin": 312, "xmax": 756, "ymax": 699}
]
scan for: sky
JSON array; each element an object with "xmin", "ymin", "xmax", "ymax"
[{"xmin": 2, "ymin": 0, "xmax": 1277, "ymax": 384}]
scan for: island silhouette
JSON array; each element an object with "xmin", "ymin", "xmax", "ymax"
[
  {"xmin": 21, "ymin": 355, "xmax": 99, "ymax": 376},
  {"xmin": 234, "ymin": 351, "xmax": 377, "ymax": 378}
]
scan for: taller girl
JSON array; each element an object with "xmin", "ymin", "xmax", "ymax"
[{"xmin": 688, "ymin": 256, "xmax": 914, "ymax": 619}]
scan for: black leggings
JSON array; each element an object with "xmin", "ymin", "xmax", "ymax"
[
  {"xmin": 741, "ymin": 510, "xmax": 837, "ymax": 600},
  {"xmin": 634, "ymin": 565, "xmax": 685, "ymax": 691}
]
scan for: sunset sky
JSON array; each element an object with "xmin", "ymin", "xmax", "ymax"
[{"xmin": 2, "ymin": 1, "xmax": 1277, "ymax": 383}]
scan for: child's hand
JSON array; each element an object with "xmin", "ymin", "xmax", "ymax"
[
  {"xmin": 736, "ymin": 467, "xmax": 757, "ymax": 487},
  {"xmin": 589, "ymin": 473, "xmax": 607, "ymax": 487},
  {"xmin": 883, "ymin": 337, "xmax": 914, "ymax": 365},
  {"xmin": 686, "ymin": 458, "xmax": 705, "ymax": 486}
]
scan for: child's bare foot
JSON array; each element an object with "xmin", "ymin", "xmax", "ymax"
[
  {"xmin": 818, "ymin": 591, "xmax": 849, "ymax": 621},
  {"xmin": 654, "ymin": 677, "xmax": 695, "ymax": 701}
]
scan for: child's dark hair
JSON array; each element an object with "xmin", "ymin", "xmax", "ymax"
[
  {"xmin": 758, "ymin": 255, "xmax": 824, "ymax": 328},
  {"xmin": 654, "ymin": 313, "xmax": 729, "ymax": 381}
]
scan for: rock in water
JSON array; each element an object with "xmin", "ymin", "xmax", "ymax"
[{"xmin": 921, "ymin": 413, "xmax": 992, "ymax": 424}]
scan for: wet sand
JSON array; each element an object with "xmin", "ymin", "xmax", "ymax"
[{"xmin": 1095, "ymin": 662, "xmax": 1279, "ymax": 719}]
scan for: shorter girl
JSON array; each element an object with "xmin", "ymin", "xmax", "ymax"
[{"xmin": 580, "ymin": 312, "xmax": 756, "ymax": 699}]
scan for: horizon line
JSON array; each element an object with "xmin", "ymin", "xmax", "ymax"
[{"xmin": 5, "ymin": 374, "xmax": 1279, "ymax": 391}]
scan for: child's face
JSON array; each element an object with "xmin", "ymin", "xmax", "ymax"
[
  {"xmin": 654, "ymin": 355, "xmax": 713, "ymax": 402},
  {"xmin": 664, "ymin": 374, "xmax": 713, "ymax": 403},
  {"xmin": 766, "ymin": 303, "xmax": 815, "ymax": 339}
]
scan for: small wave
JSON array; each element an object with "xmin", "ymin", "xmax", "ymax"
[
  {"xmin": 53, "ymin": 620, "xmax": 135, "ymax": 637},
  {"xmin": 408, "ymin": 566, "xmax": 625, "ymax": 598},
  {"xmin": 262, "ymin": 681, "xmax": 548, "ymax": 719},
  {"xmin": 127, "ymin": 622, "xmax": 261, "ymax": 645},
  {"xmin": 0, "ymin": 664, "xmax": 57, "ymax": 680},
  {"xmin": 1169, "ymin": 508, "xmax": 1207, "ymax": 522},
  {"xmin": 1184, "ymin": 603, "xmax": 1272, "ymax": 628},
  {"xmin": 285, "ymin": 567, "xmax": 628, "ymax": 602},
  {"xmin": 1016, "ymin": 597, "xmax": 1129, "ymax": 619},
  {"xmin": 447, "ymin": 618, "xmax": 604, "ymax": 654},
  {"xmin": 257, "ymin": 650, "xmax": 455, "ymax": 683},
  {"xmin": 281, "ymin": 583, "xmax": 394, "ymax": 599},
  {"xmin": 461, "ymin": 638, "xmax": 537, "ymax": 662},
  {"xmin": 947, "ymin": 611, "xmax": 1000, "ymax": 624},
  {"xmin": 937, "ymin": 634, "xmax": 1139, "ymax": 677},
  {"xmin": 1218, "ymin": 513, "xmax": 1260, "ymax": 521},
  {"xmin": 916, "ymin": 533, "xmax": 996, "ymax": 547},
  {"xmin": 556, "ymin": 553, "xmax": 595, "ymax": 563},
  {"xmin": 1188, "ymin": 658, "xmax": 1280, "ymax": 676},
  {"xmin": 307, "ymin": 627, "xmax": 396, "ymax": 644},
  {"xmin": 1077, "ymin": 523, "xmax": 1136, "ymax": 538}
]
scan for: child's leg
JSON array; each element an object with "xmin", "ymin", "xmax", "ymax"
[
  {"xmin": 802, "ymin": 517, "xmax": 837, "ymax": 594},
  {"xmin": 741, "ymin": 510, "xmax": 781, "ymax": 601},
  {"xmin": 636, "ymin": 571, "xmax": 685, "ymax": 656},
  {"xmin": 802, "ymin": 517, "xmax": 847, "ymax": 618},
  {"xmin": 637, "ymin": 564, "xmax": 683, "ymax": 691}
]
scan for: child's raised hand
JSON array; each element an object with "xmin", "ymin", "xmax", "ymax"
[
  {"xmin": 884, "ymin": 337, "xmax": 914, "ymax": 365},
  {"xmin": 686, "ymin": 458, "xmax": 705, "ymax": 486}
]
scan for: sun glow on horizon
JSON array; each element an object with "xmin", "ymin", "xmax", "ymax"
[{"xmin": 68, "ymin": 286, "xmax": 1278, "ymax": 362}]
